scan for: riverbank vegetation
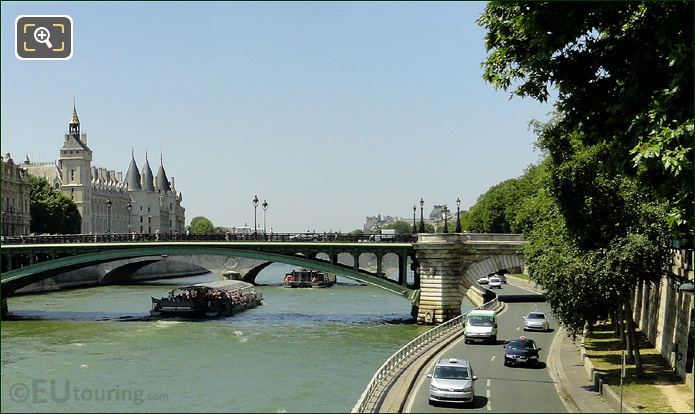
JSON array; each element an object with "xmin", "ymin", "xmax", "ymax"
[{"xmin": 473, "ymin": 2, "xmax": 692, "ymax": 377}]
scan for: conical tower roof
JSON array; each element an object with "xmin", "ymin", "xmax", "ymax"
[
  {"xmin": 125, "ymin": 151, "xmax": 142, "ymax": 190},
  {"xmin": 155, "ymin": 155, "xmax": 171, "ymax": 192},
  {"xmin": 141, "ymin": 152, "xmax": 155, "ymax": 192}
]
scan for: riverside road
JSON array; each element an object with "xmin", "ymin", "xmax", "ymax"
[{"xmin": 405, "ymin": 283, "xmax": 568, "ymax": 413}]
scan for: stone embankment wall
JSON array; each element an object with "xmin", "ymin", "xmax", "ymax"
[{"xmin": 632, "ymin": 248, "xmax": 693, "ymax": 387}]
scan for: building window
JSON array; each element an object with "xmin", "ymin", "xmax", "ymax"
[
  {"xmin": 140, "ymin": 226, "xmax": 143, "ymax": 233},
  {"xmin": 140, "ymin": 217, "xmax": 143, "ymax": 223},
  {"xmin": 140, "ymin": 206, "xmax": 143, "ymax": 211},
  {"xmin": 71, "ymin": 169, "xmax": 75, "ymax": 181},
  {"xmin": 147, "ymin": 207, "xmax": 151, "ymax": 213},
  {"xmin": 148, "ymin": 216, "xmax": 151, "ymax": 224}
]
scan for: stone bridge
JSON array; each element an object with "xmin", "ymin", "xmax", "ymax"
[{"xmin": 1, "ymin": 233, "xmax": 524, "ymax": 323}]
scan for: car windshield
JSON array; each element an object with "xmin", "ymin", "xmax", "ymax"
[
  {"xmin": 433, "ymin": 366, "xmax": 469, "ymax": 380},
  {"xmin": 508, "ymin": 339, "xmax": 536, "ymax": 349},
  {"xmin": 528, "ymin": 313, "xmax": 546, "ymax": 319},
  {"xmin": 468, "ymin": 316, "xmax": 493, "ymax": 327}
]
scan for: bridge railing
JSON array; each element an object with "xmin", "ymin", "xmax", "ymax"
[{"xmin": 0, "ymin": 232, "xmax": 418, "ymax": 245}]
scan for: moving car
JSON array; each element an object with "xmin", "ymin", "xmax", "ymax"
[
  {"xmin": 489, "ymin": 276, "xmax": 502, "ymax": 289},
  {"xmin": 427, "ymin": 358, "xmax": 477, "ymax": 405},
  {"xmin": 464, "ymin": 310, "xmax": 497, "ymax": 344},
  {"xmin": 503, "ymin": 336, "xmax": 541, "ymax": 367},
  {"xmin": 523, "ymin": 311, "xmax": 550, "ymax": 331},
  {"xmin": 476, "ymin": 276, "xmax": 489, "ymax": 284}
]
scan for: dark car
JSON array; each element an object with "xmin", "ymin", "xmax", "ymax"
[{"xmin": 503, "ymin": 337, "xmax": 541, "ymax": 367}]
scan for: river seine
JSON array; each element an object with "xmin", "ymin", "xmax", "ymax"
[{"xmin": 2, "ymin": 263, "xmax": 474, "ymax": 412}]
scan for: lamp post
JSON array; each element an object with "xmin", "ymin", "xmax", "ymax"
[
  {"xmin": 252, "ymin": 195, "xmax": 259, "ymax": 237},
  {"xmin": 262, "ymin": 200, "xmax": 268, "ymax": 236},
  {"xmin": 442, "ymin": 207, "xmax": 449, "ymax": 234},
  {"xmin": 679, "ymin": 281, "xmax": 694, "ymax": 296},
  {"xmin": 412, "ymin": 205, "xmax": 417, "ymax": 234},
  {"xmin": 455, "ymin": 197, "xmax": 462, "ymax": 233},
  {"xmin": 126, "ymin": 201, "xmax": 132, "ymax": 234},
  {"xmin": 105, "ymin": 198, "xmax": 112, "ymax": 235},
  {"xmin": 418, "ymin": 198, "xmax": 425, "ymax": 233}
]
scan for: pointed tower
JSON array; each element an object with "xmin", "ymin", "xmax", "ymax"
[
  {"xmin": 141, "ymin": 151, "xmax": 155, "ymax": 192},
  {"xmin": 125, "ymin": 150, "xmax": 142, "ymax": 190},
  {"xmin": 59, "ymin": 102, "xmax": 93, "ymax": 233},
  {"xmin": 155, "ymin": 153, "xmax": 171, "ymax": 192}
]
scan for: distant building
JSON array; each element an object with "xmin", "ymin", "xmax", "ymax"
[
  {"xmin": 24, "ymin": 104, "xmax": 185, "ymax": 234},
  {"xmin": 1, "ymin": 153, "xmax": 31, "ymax": 235},
  {"xmin": 364, "ymin": 214, "xmax": 402, "ymax": 232}
]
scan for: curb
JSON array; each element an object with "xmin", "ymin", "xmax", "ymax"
[
  {"xmin": 579, "ymin": 337, "xmax": 637, "ymax": 413},
  {"xmin": 547, "ymin": 326, "xmax": 580, "ymax": 413}
]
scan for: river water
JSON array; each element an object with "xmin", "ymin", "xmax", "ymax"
[{"xmin": 2, "ymin": 263, "xmax": 474, "ymax": 412}]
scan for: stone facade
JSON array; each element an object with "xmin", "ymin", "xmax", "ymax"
[
  {"xmin": 24, "ymin": 105, "xmax": 185, "ymax": 234},
  {"xmin": 1, "ymin": 153, "xmax": 31, "ymax": 235}
]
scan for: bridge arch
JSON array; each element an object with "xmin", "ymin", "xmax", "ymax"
[{"xmin": 1, "ymin": 246, "xmax": 413, "ymax": 299}]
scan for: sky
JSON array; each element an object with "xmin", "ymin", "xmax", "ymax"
[{"xmin": 1, "ymin": 2, "xmax": 554, "ymax": 233}]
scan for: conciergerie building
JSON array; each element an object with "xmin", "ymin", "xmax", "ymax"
[{"xmin": 25, "ymin": 105, "xmax": 185, "ymax": 235}]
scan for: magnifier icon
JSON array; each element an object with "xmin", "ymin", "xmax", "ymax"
[{"xmin": 33, "ymin": 27, "xmax": 53, "ymax": 49}]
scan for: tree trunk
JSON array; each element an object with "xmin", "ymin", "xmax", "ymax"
[
  {"xmin": 612, "ymin": 311, "xmax": 620, "ymax": 336},
  {"xmin": 625, "ymin": 294, "xmax": 643, "ymax": 377}
]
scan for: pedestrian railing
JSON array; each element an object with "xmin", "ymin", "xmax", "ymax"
[{"xmin": 352, "ymin": 295, "xmax": 500, "ymax": 413}]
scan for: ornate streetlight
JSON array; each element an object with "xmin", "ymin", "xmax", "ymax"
[
  {"xmin": 412, "ymin": 205, "xmax": 417, "ymax": 234},
  {"xmin": 252, "ymin": 195, "xmax": 259, "ymax": 237},
  {"xmin": 126, "ymin": 201, "xmax": 132, "ymax": 234},
  {"xmin": 418, "ymin": 198, "xmax": 425, "ymax": 233},
  {"xmin": 105, "ymin": 198, "xmax": 112, "ymax": 234},
  {"xmin": 442, "ymin": 207, "xmax": 449, "ymax": 234},
  {"xmin": 455, "ymin": 197, "xmax": 462, "ymax": 233},
  {"xmin": 262, "ymin": 199, "xmax": 268, "ymax": 235}
]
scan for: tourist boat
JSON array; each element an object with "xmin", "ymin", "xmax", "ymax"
[
  {"xmin": 151, "ymin": 280, "xmax": 262, "ymax": 317},
  {"xmin": 283, "ymin": 268, "xmax": 336, "ymax": 288}
]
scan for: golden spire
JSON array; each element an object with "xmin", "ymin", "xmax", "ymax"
[{"xmin": 70, "ymin": 96, "xmax": 80, "ymax": 125}]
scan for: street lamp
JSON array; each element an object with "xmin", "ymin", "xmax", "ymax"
[
  {"xmin": 126, "ymin": 201, "xmax": 132, "ymax": 234},
  {"xmin": 419, "ymin": 198, "xmax": 426, "ymax": 233},
  {"xmin": 442, "ymin": 207, "xmax": 449, "ymax": 234},
  {"xmin": 412, "ymin": 205, "xmax": 417, "ymax": 234},
  {"xmin": 455, "ymin": 197, "xmax": 462, "ymax": 233},
  {"xmin": 679, "ymin": 281, "xmax": 694, "ymax": 296},
  {"xmin": 262, "ymin": 199, "xmax": 268, "ymax": 235},
  {"xmin": 252, "ymin": 195, "xmax": 259, "ymax": 237},
  {"xmin": 105, "ymin": 198, "xmax": 112, "ymax": 235}
]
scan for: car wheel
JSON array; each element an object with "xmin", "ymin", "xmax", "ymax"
[
  {"xmin": 491, "ymin": 335, "xmax": 497, "ymax": 343},
  {"xmin": 465, "ymin": 339, "xmax": 470, "ymax": 344}
]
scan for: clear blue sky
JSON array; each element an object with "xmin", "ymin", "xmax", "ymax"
[{"xmin": 1, "ymin": 2, "xmax": 553, "ymax": 232}]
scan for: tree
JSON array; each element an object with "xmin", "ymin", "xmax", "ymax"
[
  {"xmin": 188, "ymin": 216, "xmax": 215, "ymax": 234},
  {"xmin": 350, "ymin": 229, "xmax": 364, "ymax": 235},
  {"xmin": 477, "ymin": 2, "xmax": 688, "ymax": 376},
  {"xmin": 478, "ymin": 1, "xmax": 693, "ymax": 237},
  {"xmin": 382, "ymin": 220, "xmax": 412, "ymax": 234},
  {"xmin": 29, "ymin": 175, "xmax": 81, "ymax": 234}
]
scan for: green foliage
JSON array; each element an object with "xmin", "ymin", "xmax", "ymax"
[
  {"xmin": 478, "ymin": 1, "xmax": 693, "ymax": 236},
  {"xmin": 477, "ymin": 2, "xmax": 682, "ymax": 342},
  {"xmin": 188, "ymin": 216, "xmax": 215, "ymax": 234},
  {"xmin": 29, "ymin": 175, "xmax": 81, "ymax": 234},
  {"xmin": 382, "ymin": 220, "xmax": 413, "ymax": 234},
  {"xmin": 462, "ymin": 163, "xmax": 547, "ymax": 233},
  {"xmin": 350, "ymin": 229, "xmax": 364, "ymax": 235}
]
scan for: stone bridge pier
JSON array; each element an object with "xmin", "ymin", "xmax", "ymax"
[{"xmin": 414, "ymin": 233, "xmax": 524, "ymax": 324}]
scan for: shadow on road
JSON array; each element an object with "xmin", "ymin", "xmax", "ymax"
[{"xmin": 430, "ymin": 395, "xmax": 489, "ymax": 409}]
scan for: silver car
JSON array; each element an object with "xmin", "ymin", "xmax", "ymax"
[
  {"xmin": 427, "ymin": 358, "xmax": 477, "ymax": 405},
  {"xmin": 523, "ymin": 311, "xmax": 550, "ymax": 331}
]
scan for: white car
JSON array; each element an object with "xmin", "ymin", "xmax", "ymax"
[
  {"xmin": 523, "ymin": 311, "xmax": 550, "ymax": 331},
  {"xmin": 488, "ymin": 277, "xmax": 502, "ymax": 289},
  {"xmin": 427, "ymin": 358, "xmax": 477, "ymax": 405},
  {"xmin": 476, "ymin": 276, "xmax": 489, "ymax": 285}
]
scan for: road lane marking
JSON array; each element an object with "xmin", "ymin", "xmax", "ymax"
[
  {"xmin": 516, "ymin": 326, "xmax": 521, "ymax": 330},
  {"xmin": 487, "ymin": 403, "xmax": 492, "ymax": 411},
  {"xmin": 486, "ymin": 379, "xmax": 490, "ymax": 387},
  {"xmin": 490, "ymin": 355, "xmax": 496, "ymax": 362}
]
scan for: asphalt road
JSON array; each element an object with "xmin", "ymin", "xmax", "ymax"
[{"xmin": 404, "ymin": 283, "xmax": 567, "ymax": 413}]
